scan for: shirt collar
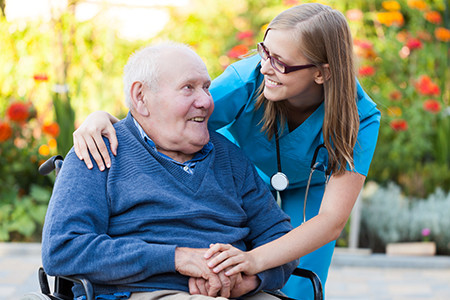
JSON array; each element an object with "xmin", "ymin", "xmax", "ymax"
[{"xmin": 132, "ymin": 116, "xmax": 213, "ymax": 163}]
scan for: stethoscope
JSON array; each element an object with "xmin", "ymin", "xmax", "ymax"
[{"xmin": 270, "ymin": 122, "xmax": 331, "ymax": 224}]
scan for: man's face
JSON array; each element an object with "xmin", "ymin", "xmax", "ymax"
[{"xmin": 142, "ymin": 49, "xmax": 214, "ymax": 159}]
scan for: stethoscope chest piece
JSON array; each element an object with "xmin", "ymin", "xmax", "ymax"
[{"xmin": 271, "ymin": 172, "xmax": 289, "ymax": 191}]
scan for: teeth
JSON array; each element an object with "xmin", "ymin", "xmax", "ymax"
[
  {"xmin": 190, "ymin": 117, "xmax": 205, "ymax": 122},
  {"xmin": 267, "ymin": 78, "xmax": 281, "ymax": 85}
]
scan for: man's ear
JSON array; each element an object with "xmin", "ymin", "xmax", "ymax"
[
  {"xmin": 130, "ymin": 81, "xmax": 150, "ymax": 117},
  {"xmin": 314, "ymin": 64, "xmax": 331, "ymax": 84}
]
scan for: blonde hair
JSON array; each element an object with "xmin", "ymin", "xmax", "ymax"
[{"xmin": 255, "ymin": 3, "xmax": 359, "ymax": 175}]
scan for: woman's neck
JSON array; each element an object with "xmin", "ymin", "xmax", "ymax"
[{"xmin": 286, "ymin": 101, "xmax": 322, "ymax": 131}]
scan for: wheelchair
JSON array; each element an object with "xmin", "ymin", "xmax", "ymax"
[{"xmin": 22, "ymin": 155, "xmax": 323, "ymax": 300}]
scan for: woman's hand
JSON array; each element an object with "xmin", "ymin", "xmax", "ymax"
[
  {"xmin": 73, "ymin": 111, "xmax": 119, "ymax": 171},
  {"xmin": 204, "ymin": 243, "xmax": 259, "ymax": 276}
]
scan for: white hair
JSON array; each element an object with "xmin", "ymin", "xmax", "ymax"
[{"xmin": 123, "ymin": 41, "xmax": 195, "ymax": 108}]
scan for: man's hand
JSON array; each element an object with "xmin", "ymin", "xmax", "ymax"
[
  {"xmin": 175, "ymin": 247, "xmax": 232, "ymax": 297},
  {"xmin": 230, "ymin": 274, "xmax": 260, "ymax": 298},
  {"xmin": 189, "ymin": 271, "xmax": 242, "ymax": 298}
]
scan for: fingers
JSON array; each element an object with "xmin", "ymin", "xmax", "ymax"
[
  {"xmin": 73, "ymin": 133, "xmax": 93, "ymax": 169},
  {"xmin": 105, "ymin": 124, "xmax": 118, "ymax": 156},
  {"xmin": 189, "ymin": 277, "xmax": 208, "ymax": 296},
  {"xmin": 205, "ymin": 273, "xmax": 222, "ymax": 297},
  {"xmin": 216, "ymin": 271, "xmax": 231, "ymax": 298},
  {"xmin": 204, "ymin": 243, "xmax": 231, "ymax": 259},
  {"xmin": 85, "ymin": 133, "xmax": 107, "ymax": 171},
  {"xmin": 207, "ymin": 251, "xmax": 244, "ymax": 274}
]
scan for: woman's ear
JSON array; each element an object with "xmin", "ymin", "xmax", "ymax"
[
  {"xmin": 130, "ymin": 81, "xmax": 150, "ymax": 117},
  {"xmin": 314, "ymin": 64, "xmax": 331, "ymax": 84}
]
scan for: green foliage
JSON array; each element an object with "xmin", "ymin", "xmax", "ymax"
[
  {"xmin": 353, "ymin": 0, "xmax": 450, "ymax": 197},
  {"xmin": 0, "ymin": 0, "xmax": 449, "ymax": 242},
  {"xmin": 0, "ymin": 103, "xmax": 55, "ymax": 242},
  {"xmin": 360, "ymin": 182, "xmax": 450, "ymax": 254}
]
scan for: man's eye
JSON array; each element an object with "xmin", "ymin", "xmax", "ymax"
[{"xmin": 183, "ymin": 85, "xmax": 193, "ymax": 90}]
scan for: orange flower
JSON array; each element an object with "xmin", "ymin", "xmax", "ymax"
[
  {"xmin": 33, "ymin": 73, "xmax": 49, "ymax": 82},
  {"xmin": 228, "ymin": 44, "xmax": 249, "ymax": 58},
  {"xmin": 435, "ymin": 27, "xmax": 450, "ymax": 42},
  {"xmin": 390, "ymin": 119, "xmax": 408, "ymax": 131},
  {"xmin": 423, "ymin": 99, "xmax": 441, "ymax": 113},
  {"xmin": 406, "ymin": 38, "xmax": 422, "ymax": 50},
  {"xmin": 376, "ymin": 11, "xmax": 404, "ymax": 27},
  {"xmin": 382, "ymin": 1, "xmax": 401, "ymax": 11},
  {"xmin": 38, "ymin": 144, "xmax": 50, "ymax": 156},
  {"xmin": 415, "ymin": 75, "xmax": 440, "ymax": 96},
  {"xmin": 387, "ymin": 106, "xmax": 402, "ymax": 117},
  {"xmin": 407, "ymin": 0, "xmax": 427, "ymax": 11},
  {"xmin": 48, "ymin": 138, "xmax": 57, "ymax": 150},
  {"xmin": 358, "ymin": 66, "xmax": 376, "ymax": 77},
  {"xmin": 42, "ymin": 121, "xmax": 60, "ymax": 138},
  {"xmin": 0, "ymin": 121, "xmax": 12, "ymax": 142},
  {"xmin": 424, "ymin": 11, "xmax": 442, "ymax": 24},
  {"xmin": 396, "ymin": 30, "xmax": 410, "ymax": 42},
  {"xmin": 7, "ymin": 102, "xmax": 30, "ymax": 123}
]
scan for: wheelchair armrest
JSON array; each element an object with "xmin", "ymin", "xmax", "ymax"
[
  {"xmin": 38, "ymin": 267, "xmax": 94, "ymax": 300},
  {"xmin": 291, "ymin": 267, "xmax": 323, "ymax": 300},
  {"xmin": 57, "ymin": 275, "xmax": 94, "ymax": 300}
]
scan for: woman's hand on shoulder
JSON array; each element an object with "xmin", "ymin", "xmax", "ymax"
[{"xmin": 73, "ymin": 111, "xmax": 119, "ymax": 171}]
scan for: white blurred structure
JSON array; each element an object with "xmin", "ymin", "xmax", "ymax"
[{"xmin": 5, "ymin": 0, "xmax": 190, "ymax": 40}]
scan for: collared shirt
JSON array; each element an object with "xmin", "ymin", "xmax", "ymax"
[{"xmin": 132, "ymin": 117, "xmax": 213, "ymax": 175}]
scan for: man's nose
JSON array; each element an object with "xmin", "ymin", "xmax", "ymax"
[{"xmin": 194, "ymin": 89, "xmax": 213, "ymax": 109}]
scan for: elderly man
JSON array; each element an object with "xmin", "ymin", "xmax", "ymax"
[{"xmin": 42, "ymin": 42, "xmax": 297, "ymax": 300}]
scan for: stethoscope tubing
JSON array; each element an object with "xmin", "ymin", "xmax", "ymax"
[{"xmin": 271, "ymin": 123, "xmax": 331, "ymax": 224}]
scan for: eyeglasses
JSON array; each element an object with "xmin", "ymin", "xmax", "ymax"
[{"xmin": 257, "ymin": 42, "xmax": 316, "ymax": 74}]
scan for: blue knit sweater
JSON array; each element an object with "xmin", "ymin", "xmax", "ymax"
[{"xmin": 42, "ymin": 113, "xmax": 296, "ymax": 297}]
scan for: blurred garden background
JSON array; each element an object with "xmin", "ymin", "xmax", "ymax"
[{"xmin": 0, "ymin": 0, "xmax": 449, "ymax": 255}]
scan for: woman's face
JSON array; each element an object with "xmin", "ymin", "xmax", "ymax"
[{"xmin": 260, "ymin": 29, "xmax": 324, "ymax": 110}]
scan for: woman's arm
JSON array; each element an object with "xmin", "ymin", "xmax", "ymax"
[
  {"xmin": 205, "ymin": 170, "xmax": 365, "ymax": 276},
  {"xmin": 73, "ymin": 111, "xmax": 119, "ymax": 170}
]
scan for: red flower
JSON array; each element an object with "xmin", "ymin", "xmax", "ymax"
[
  {"xmin": 236, "ymin": 31, "xmax": 254, "ymax": 40},
  {"xmin": 423, "ymin": 99, "xmax": 441, "ymax": 113},
  {"xmin": 227, "ymin": 44, "xmax": 249, "ymax": 58},
  {"xmin": 389, "ymin": 90, "xmax": 402, "ymax": 100},
  {"xmin": 42, "ymin": 122, "xmax": 60, "ymax": 138},
  {"xmin": 33, "ymin": 73, "xmax": 49, "ymax": 82},
  {"xmin": 406, "ymin": 38, "xmax": 422, "ymax": 50},
  {"xmin": 415, "ymin": 75, "xmax": 440, "ymax": 96},
  {"xmin": 0, "ymin": 121, "xmax": 12, "ymax": 142},
  {"xmin": 358, "ymin": 66, "xmax": 376, "ymax": 77},
  {"xmin": 424, "ymin": 11, "xmax": 442, "ymax": 24},
  {"xmin": 390, "ymin": 119, "xmax": 408, "ymax": 131},
  {"xmin": 7, "ymin": 102, "xmax": 30, "ymax": 123}
]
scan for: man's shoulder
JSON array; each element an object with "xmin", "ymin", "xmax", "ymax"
[{"xmin": 209, "ymin": 131, "xmax": 250, "ymax": 166}]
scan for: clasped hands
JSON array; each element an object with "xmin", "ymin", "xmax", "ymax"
[{"xmin": 175, "ymin": 245, "xmax": 257, "ymax": 298}]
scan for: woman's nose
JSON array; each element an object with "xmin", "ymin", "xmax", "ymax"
[{"xmin": 260, "ymin": 58, "xmax": 274, "ymax": 75}]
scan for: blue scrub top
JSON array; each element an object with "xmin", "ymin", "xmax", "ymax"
[{"xmin": 208, "ymin": 54, "xmax": 381, "ymax": 190}]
